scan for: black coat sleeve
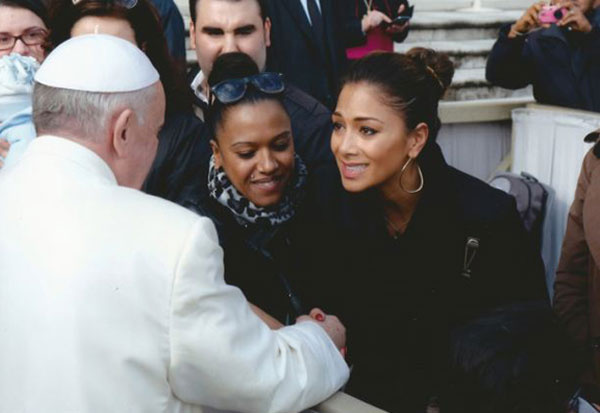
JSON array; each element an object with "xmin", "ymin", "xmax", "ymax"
[
  {"xmin": 143, "ymin": 112, "xmax": 212, "ymax": 202},
  {"xmin": 486, "ymin": 23, "xmax": 534, "ymax": 90},
  {"xmin": 339, "ymin": 0, "xmax": 367, "ymax": 48}
]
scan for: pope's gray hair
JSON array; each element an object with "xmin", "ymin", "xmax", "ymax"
[{"xmin": 32, "ymin": 83, "xmax": 157, "ymax": 139}]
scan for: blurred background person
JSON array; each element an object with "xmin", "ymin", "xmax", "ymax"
[
  {"xmin": 0, "ymin": 0, "xmax": 47, "ymax": 62},
  {"xmin": 486, "ymin": 0, "xmax": 600, "ymax": 111},
  {"xmin": 266, "ymin": 0, "xmax": 366, "ymax": 109},
  {"xmin": 554, "ymin": 133, "xmax": 600, "ymax": 407},
  {"xmin": 0, "ymin": 0, "xmax": 48, "ymax": 170},
  {"xmin": 346, "ymin": 0, "xmax": 411, "ymax": 60},
  {"xmin": 312, "ymin": 49, "xmax": 549, "ymax": 412}
]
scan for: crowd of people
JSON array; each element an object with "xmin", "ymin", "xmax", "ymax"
[{"xmin": 1, "ymin": 0, "xmax": 600, "ymax": 412}]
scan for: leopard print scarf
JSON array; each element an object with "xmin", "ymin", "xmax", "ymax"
[{"xmin": 207, "ymin": 154, "xmax": 308, "ymax": 226}]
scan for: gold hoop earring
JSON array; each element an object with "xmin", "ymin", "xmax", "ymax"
[{"xmin": 400, "ymin": 157, "xmax": 424, "ymax": 194}]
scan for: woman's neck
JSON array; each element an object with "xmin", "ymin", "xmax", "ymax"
[{"xmin": 379, "ymin": 164, "xmax": 422, "ymax": 231}]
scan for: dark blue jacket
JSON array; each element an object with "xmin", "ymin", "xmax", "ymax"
[
  {"xmin": 148, "ymin": 0, "xmax": 186, "ymax": 62},
  {"xmin": 486, "ymin": 9, "xmax": 600, "ymax": 111}
]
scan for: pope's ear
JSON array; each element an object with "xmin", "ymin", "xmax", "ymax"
[{"xmin": 111, "ymin": 108, "xmax": 134, "ymax": 157}]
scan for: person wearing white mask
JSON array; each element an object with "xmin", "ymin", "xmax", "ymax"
[{"xmin": 0, "ymin": 34, "xmax": 349, "ymax": 413}]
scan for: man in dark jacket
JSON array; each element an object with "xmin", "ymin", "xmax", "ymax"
[
  {"xmin": 486, "ymin": 0, "xmax": 600, "ymax": 112},
  {"xmin": 265, "ymin": 0, "xmax": 362, "ymax": 108},
  {"xmin": 187, "ymin": 0, "xmax": 333, "ymax": 164}
]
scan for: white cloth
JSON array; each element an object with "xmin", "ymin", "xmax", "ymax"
[
  {"xmin": 579, "ymin": 397, "xmax": 600, "ymax": 413},
  {"xmin": 35, "ymin": 34, "xmax": 159, "ymax": 92},
  {"xmin": 0, "ymin": 135, "xmax": 349, "ymax": 413},
  {"xmin": 299, "ymin": 0, "xmax": 322, "ymax": 25},
  {"xmin": 190, "ymin": 69, "xmax": 208, "ymax": 104},
  {"xmin": 0, "ymin": 53, "xmax": 38, "ymax": 122}
]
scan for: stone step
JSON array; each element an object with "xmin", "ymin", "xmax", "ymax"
[
  {"xmin": 447, "ymin": 83, "xmax": 532, "ymax": 101},
  {"xmin": 395, "ymin": 39, "xmax": 495, "ymax": 69},
  {"xmin": 406, "ymin": 10, "xmax": 518, "ymax": 42},
  {"xmin": 412, "ymin": 0, "xmax": 535, "ymax": 11},
  {"xmin": 446, "ymin": 67, "xmax": 532, "ymax": 101}
]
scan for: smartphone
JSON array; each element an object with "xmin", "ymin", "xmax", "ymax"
[{"xmin": 390, "ymin": 15, "xmax": 411, "ymax": 25}]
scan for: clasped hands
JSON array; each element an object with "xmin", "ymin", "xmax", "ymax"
[{"xmin": 250, "ymin": 304, "xmax": 347, "ymax": 357}]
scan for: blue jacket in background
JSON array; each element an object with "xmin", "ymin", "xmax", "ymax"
[
  {"xmin": 0, "ymin": 107, "xmax": 35, "ymax": 169},
  {"xmin": 148, "ymin": 0, "xmax": 186, "ymax": 62},
  {"xmin": 486, "ymin": 9, "xmax": 600, "ymax": 112}
]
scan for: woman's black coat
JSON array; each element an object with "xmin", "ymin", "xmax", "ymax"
[
  {"xmin": 178, "ymin": 167, "xmax": 336, "ymax": 324},
  {"xmin": 306, "ymin": 143, "xmax": 549, "ymax": 412}
]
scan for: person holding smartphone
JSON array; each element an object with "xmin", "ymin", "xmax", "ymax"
[
  {"xmin": 346, "ymin": 0, "xmax": 412, "ymax": 60},
  {"xmin": 486, "ymin": 0, "xmax": 600, "ymax": 111}
]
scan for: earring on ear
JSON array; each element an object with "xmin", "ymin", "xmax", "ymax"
[{"xmin": 399, "ymin": 157, "xmax": 424, "ymax": 194}]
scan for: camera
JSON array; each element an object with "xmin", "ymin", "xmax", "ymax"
[{"xmin": 538, "ymin": 5, "xmax": 568, "ymax": 24}]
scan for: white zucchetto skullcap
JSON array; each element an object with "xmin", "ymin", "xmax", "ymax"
[{"xmin": 34, "ymin": 34, "xmax": 159, "ymax": 92}]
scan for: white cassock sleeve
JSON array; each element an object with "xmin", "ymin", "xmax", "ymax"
[{"xmin": 168, "ymin": 218, "xmax": 350, "ymax": 413}]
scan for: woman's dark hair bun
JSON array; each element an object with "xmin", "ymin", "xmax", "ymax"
[
  {"xmin": 208, "ymin": 52, "xmax": 259, "ymax": 87},
  {"xmin": 406, "ymin": 47, "xmax": 454, "ymax": 99}
]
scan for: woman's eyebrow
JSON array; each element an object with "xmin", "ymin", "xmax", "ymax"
[{"xmin": 353, "ymin": 116, "xmax": 383, "ymax": 124}]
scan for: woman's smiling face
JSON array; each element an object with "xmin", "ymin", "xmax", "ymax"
[
  {"xmin": 211, "ymin": 99, "xmax": 294, "ymax": 207},
  {"xmin": 331, "ymin": 81, "xmax": 415, "ymax": 193}
]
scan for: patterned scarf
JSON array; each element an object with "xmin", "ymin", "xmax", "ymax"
[{"xmin": 207, "ymin": 154, "xmax": 308, "ymax": 226}]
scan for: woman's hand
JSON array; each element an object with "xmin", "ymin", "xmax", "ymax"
[
  {"xmin": 557, "ymin": 1, "xmax": 593, "ymax": 33},
  {"xmin": 297, "ymin": 308, "xmax": 347, "ymax": 351},
  {"xmin": 361, "ymin": 9, "xmax": 392, "ymax": 33},
  {"xmin": 509, "ymin": 1, "xmax": 547, "ymax": 38},
  {"xmin": 0, "ymin": 139, "xmax": 10, "ymax": 169},
  {"xmin": 385, "ymin": 21, "xmax": 409, "ymax": 35},
  {"xmin": 385, "ymin": 3, "xmax": 410, "ymax": 35}
]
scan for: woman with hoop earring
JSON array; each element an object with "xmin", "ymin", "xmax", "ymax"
[{"xmin": 319, "ymin": 48, "xmax": 550, "ymax": 412}]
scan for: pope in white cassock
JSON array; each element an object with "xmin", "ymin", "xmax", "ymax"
[{"xmin": 0, "ymin": 34, "xmax": 349, "ymax": 413}]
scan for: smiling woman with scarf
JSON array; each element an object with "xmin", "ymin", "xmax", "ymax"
[{"xmin": 180, "ymin": 52, "xmax": 340, "ymax": 330}]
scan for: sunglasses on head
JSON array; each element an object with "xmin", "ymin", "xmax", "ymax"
[{"xmin": 210, "ymin": 72, "xmax": 285, "ymax": 105}]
